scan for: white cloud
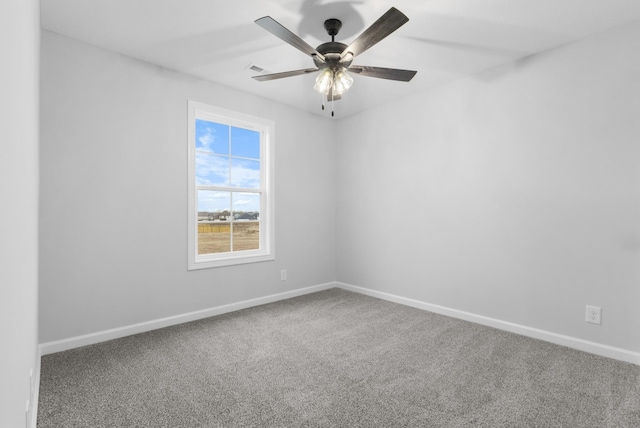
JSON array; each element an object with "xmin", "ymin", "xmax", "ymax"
[
  {"xmin": 195, "ymin": 152, "xmax": 228, "ymax": 186},
  {"xmin": 197, "ymin": 190, "xmax": 230, "ymax": 212},
  {"xmin": 233, "ymin": 193, "xmax": 260, "ymax": 212},
  {"xmin": 198, "ymin": 132, "xmax": 214, "ymax": 151},
  {"xmin": 230, "ymin": 159, "xmax": 260, "ymax": 188}
]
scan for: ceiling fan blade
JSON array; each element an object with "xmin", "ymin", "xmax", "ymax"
[
  {"xmin": 252, "ymin": 68, "xmax": 318, "ymax": 82},
  {"xmin": 340, "ymin": 7, "xmax": 409, "ymax": 60},
  {"xmin": 349, "ymin": 65, "xmax": 417, "ymax": 82},
  {"xmin": 255, "ymin": 16, "xmax": 325, "ymax": 62}
]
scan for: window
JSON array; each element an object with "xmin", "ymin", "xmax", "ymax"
[{"xmin": 188, "ymin": 101, "xmax": 274, "ymax": 269}]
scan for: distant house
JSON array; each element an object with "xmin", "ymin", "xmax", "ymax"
[
  {"xmin": 198, "ymin": 210, "xmax": 231, "ymax": 221},
  {"xmin": 234, "ymin": 212, "xmax": 259, "ymax": 221}
]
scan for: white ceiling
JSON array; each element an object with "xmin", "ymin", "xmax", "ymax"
[{"xmin": 41, "ymin": 0, "xmax": 640, "ymax": 118}]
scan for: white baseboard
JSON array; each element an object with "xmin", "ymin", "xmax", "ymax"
[
  {"xmin": 39, "ymin": 282, "xmax": 336, "ymax": 356},
  {"xmin": 337, "ymin": 282, "xmax": 640, "ymax": 366},
  {"xmin": 39, "ymin": 280, "xmax": 639, "ymax": 366}
]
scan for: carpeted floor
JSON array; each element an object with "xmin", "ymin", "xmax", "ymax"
[{"xmin": 38, "ymin": 288, "xmax": 640, "ymax": 427}]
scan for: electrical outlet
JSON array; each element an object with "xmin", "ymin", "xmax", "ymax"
[
  {"xmin": 586, "ymin": 305, "xmax": 601, "ymax": 325},
  {"xmin": 280, "ymin": 269, "xmax": 287, "ymax": 281}
]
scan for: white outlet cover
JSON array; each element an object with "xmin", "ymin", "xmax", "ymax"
[{"xmin": 586, "ymin": 305, "xmax": 602, "ymax": 325}]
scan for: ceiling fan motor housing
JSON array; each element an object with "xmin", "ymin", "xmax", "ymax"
[{"xmin": 313, "ymin": 41, "xmax": 352, "ymax": 70}]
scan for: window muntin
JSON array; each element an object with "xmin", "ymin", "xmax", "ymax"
[{"xmin": 188, "ymin": 101, "xmax": 274, "ymax": 269}]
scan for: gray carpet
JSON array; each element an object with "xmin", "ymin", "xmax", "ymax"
[{"xmin": 38, "ymin": 288, "xmax": 640, "ymax": 427}]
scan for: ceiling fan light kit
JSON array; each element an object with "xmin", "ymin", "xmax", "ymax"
[
  {"xmin": 313, "ymin": 66, "xmax": 353, "ymax": 94},
  {"xmin": 253, "ymin": 7, "xmax": 417, "ymax": 117}
]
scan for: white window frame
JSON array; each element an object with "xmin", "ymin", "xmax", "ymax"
[{"xmin": 188, "ymin": 101, "xmax": 275, "ymax": 270}]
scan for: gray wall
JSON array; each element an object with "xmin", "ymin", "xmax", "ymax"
[
  {"xmin": 39, "ymin": 31, "xmax": 336, "ymax": 343},
  {"xmin": 40, "ymin": 18, "xmax": 639, "ymax": 357},
  {"xmin": 336, "ymin": 20, "xmax": 640, "ymax": 353},
  {"xmin": 0, "ymin": 0, "xmax": 40, "ymax": 425}
]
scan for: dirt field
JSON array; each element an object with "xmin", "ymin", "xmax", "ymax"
[{"xmin": 198, "ymin": 222, "xmax": 259, "ymax": 254}]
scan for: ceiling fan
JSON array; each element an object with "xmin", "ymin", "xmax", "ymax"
[{"xmin": 252, "ymin": 7, "xmax": 417, "ymax": 116}]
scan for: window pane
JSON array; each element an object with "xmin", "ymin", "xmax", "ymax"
[
  {"xmin": 196, "ymin": 153, "xmax": 229, "ymax": 186},
  {"xmin": 232, "ymin": 222, "xmax": 259, "ymax": 251},
  {"xmin": 231, "ymin": 127, "xmax": 260, "ymax": 159},
  {"xmin": 230, "ymin": 158, "xmax": 260, "ymax": 188},
  {"xmin": 197, "ymin": 190, "xmax": 231, "ymax": 255},
  {"xmin": 232, "ymin": 192, "xmax": 260, "ymax": 252},
  {"xmin": 232, "ymin": 192, "xmax": 260, "ymax": 251},
  {"xmin": 196, "ymin": 120, "xmax": 229, "ymax": 154}
]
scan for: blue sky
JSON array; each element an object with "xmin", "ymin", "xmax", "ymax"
[{"xmin": 196, "ymin": 119, "xmax": 261, "ymax": 213}]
